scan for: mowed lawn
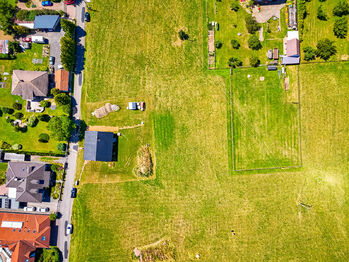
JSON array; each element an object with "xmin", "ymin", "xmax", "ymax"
[
  {"xmin": 301, "ymin": 0, "xmax": 349, "ymax": 61},
  {"xmin": 70, "ymin": 0, "xmax": 349, "ymax": 261},
  {"xmin": 232, "ymin": 67, "xmax": 300, "ymax": 170}
]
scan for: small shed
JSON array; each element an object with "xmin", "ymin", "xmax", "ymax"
[
  {"xmin": 273, "ymin": 48, "xmax": 279, "ymax": 60},
  {"xmin": 3, "ymin": 153, "xmax": 25, "ymax": 162}
]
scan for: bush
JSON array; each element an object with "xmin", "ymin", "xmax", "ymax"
[
  {"xmin": 13, "ymin": 102, "xmax": 22, "ymax": 110},
  {"xmin": 333, "ymin": 0, "xmax": 349, "ymax": 17},
  {"xmin": 215, "ymin": 41, "xmax": 222, "ymax": 49},
  {"xmin": 2, "ymin": 107, "xmax": 14, "ymax": 114},
  {"xmin": 51, "ymin": 164, "xmax": 62, "ymax": 173},
  {"xmin": 248, "ymin": 35, "xmax": 262, "ymax": 50},
  {"xmin": 230, "ymin": 2, "xmax": 239, "ymax": 11},
  {"xmin": 14, "ymin": 125, "xmax": 21, "ymax": 132},
  {"xmin": 48, "ymin": 116, "xmax": 75, "ymax": 141},
  {"xmin": 334, "ymin": 17, "xmax": 348, "ymax": 39},
  {"xmin": 39, "ymin": 133, "xmax": 50, "ymax": 143},
  {"xmin": 317, "ymin": 5, "xmax": 327, "ymax": 21},
  {"xmin": 12, "ymin": 144, "xmax": 22, "ymax": 150},
  {"xmin": 178, "ymin": 30, "xmax": 189, "ymax": 40},
  {"xmin": 27, "ymin": 115, "xmax": 38, "ymax": 127},
  {"xmin": 54, "ymin": 93, "xmax": 70, "ymax": 106},
  {"xmin": 60, "ymin": 36, "xmax": 76, "ymax": 71},
  {"xmin": 38, "ymin": 114, "xmax": 51, "ymax": 122},
  {"xmin": 40, "ymin": 100, "xmax": 50, "ymax": 108},
  {"xmin": 245, "ymin": 16, "xmax": 260, "ymax": 34},
  {"xmin": 249, "ymin": 56, "xmax": 260, "ymax": 67},
  {"xmin": 51, "ymin": 88, "xmax": 60, "ymax": 96},
  {"xmin": 1, "ymin": 141, "xmax": 11, "ymax": 150},
  {"xmin": 228, "ymin": 57, "xmax": 242, "ymax": 68},
  {"xmin": 230, "ymin": 39, "xmax": 240, "ymax": 49},
  {"xmin": 57, "ymin": 143, "xmax": 67, "ymax": 151},
  {"xmin": 316, "ymin": 39, "xmax": 337, "ymax": 60},
  {"xmin": 303, "ymin": 46, "xmax": 316, "ymax": 61},
  {"xmin": 0, "ymin": 109, "xmax": 2, "ymax": 117},
  {"xmin": 50, "ymin": 213, "xmax": 57, "ymax": 221},
  {"xmin": 14, "ymin": 112, "xmax": 23, "ymax": 119}
]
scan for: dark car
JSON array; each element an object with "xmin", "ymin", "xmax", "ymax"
[
  {"xmin": 65, "ymin": 0, "xmax": 75, "ymax": 4},
  {"xmin": 84, "ymin": 12, "xmax": 90, "ymax": 22},
  {"xmin": 71, "ymin": 187, "xmax": 77, "ymax": 198},
  {"xmin": 42, "ymin": 1, "xmax": 53, "ymax": 6},
  {"xmin": 49, "ymin": 56, "xmax": 55, "ymax": 65}
]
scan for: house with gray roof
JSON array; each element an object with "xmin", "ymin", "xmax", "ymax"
[
  {"xmin": 11, "ymin": 70, "xmax": 48, "ymax": 100},
  {"xmin": 84, "ymin": 131, "xmax": 114, "ymax": 162},
  {"xmin": 5, "ymin": 162, "xmax": 50, "ymax": 203},
  {"xmin": 34, "ymin": 15, "xmax": 60, "ymax": 31}
]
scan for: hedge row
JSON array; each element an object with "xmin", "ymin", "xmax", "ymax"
[{"xmin": 2, "ymin": 149, "xmax": 66, "ymax": 157}]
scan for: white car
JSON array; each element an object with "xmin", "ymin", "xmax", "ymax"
[
  {"xmin": 24, "ymin": 206, "xmax": 36, "ymax": 212},
  {"xmin": 58, "ymin": 64, "xmax": 64, "ymax": 69},
  {"xmin": 66, "ymin": 224, "xmax": 73, "ymax": 235},
  {"xmin": 38, "ymin": 207, "xmax": 49, "ymax": 212}
]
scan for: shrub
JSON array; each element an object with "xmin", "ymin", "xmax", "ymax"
[
  {"xmin": 317, "ymin": 5, "xmax": 327, "ymax": 21},
  {"xmin": 57, "ymin": 143, "xmax": 67, "ymax": 151},
  {"xmin": 60, "ymin": 36, "xmax": 76, "ymax": 71},
  {"xmin": 14, "ymin": 125, "xmax": 21, "ymax": 132},
  {"xmin": 333, "ymin": 0, "xmax": 349, "ymax": 17},
  {"xmin": 303, "ymin": 46, "xmax": 316, "ymax": 61},
  {"xmin": 1, "ymin": 141, "xmax": 11, "ymax": 149},
  {"xmin": 215, "ymin": 41, "xmax": 222, "ymax": 49},
  {"xmin": 2, "ymin": 107, "xmax": 14, "ymax": 114},
  {"xmin": 51, "ymin": 164, "xmax": 62, "ymax": 173},
  {"xmin": 230, "ymin": 39, "xmax": 240, "ymax": 49},
  {"xmin": 249, "ymin": 56, "xmax": 260, "ymax": 67},
  {"xmin": 27, "ymin": 115, "xmax": 38, "ymax": 127},
  {"xmin": 40, "ymin": 100, "xmax": 51, "ymax": 108},
  {"xmin": 316, "ymin": 39, "xmax": 337, "ymax": 60},
  {"xmin": 0, "ymin": 109, "xmax": 2, "ymax": 117},
  {"xmin": 334, "ymin": 17, "xmax": 348, "ymax": 39},
  {"xmin": 50, "ymin": 213, "xmax": 57, "ymax": 221},
  {"xmin": 230, "ymin": 2, "xmax": 239, "ymax": 11},
  {"xmin": 13, "ymin": 102, "xmax": 22, "ymax": 110},
  {"xmin": 178, "ymin": 30, "xmax": 189, "ymax": 40},
  {"xmin": 228, "ymin": 57, "xmax": 242, "ymax": 68},
  {"xmin": 51, "ymin": 88, "xmax": 60, "ymax": 96},
  {"xmin": 39, "ymin": 133, "xmax": 50, "ymax": 143},
  {"xmin": 12, "ymin": 144, "xmax": 22, "ymax": 150},
  {"xmin": 54, "ymin": 93, "xmax": 70, "ymax": 106},
  {"xmin": 248, "ymin": 35, "xmax": 262, "ymax": 50},
  {"xmin": 245, "ymin": 15, "xmax": 260, "ymax": 34},
  {"xmin": 14, "ymin": 112, "xmax": 23, "ymax": 119},
  {"xmin": 38, "ymin": 114, "xmax": 51, "ymax": 122}
]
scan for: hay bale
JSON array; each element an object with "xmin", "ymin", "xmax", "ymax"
[
  {"xmin": 135, "ymin": 145, "xmax": 153, "ymax": 177},
  {"xmin": 92, "ymin": 103, "xmax": 120, "ymax": 118}
]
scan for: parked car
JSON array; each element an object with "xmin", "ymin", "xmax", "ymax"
[
  {"xmin": 65, "ymin": 0, "xmax": 75, "ymax": 4},
  {"xmin": 84, "ymin": 12, "xmax": 90, "ymax": 22},
  {"xmin": 41, "ymin": 1, "xmax": 53, "ymax": 6},
  {"xmin": 22, "ymin": 37, "xmax": 32, "ymax": 43},
  {"xmin": 24, "ymin": 206, "xmax": 36, "ymax": 212},
  {"xmin": 32, "ymin": 36, "xmax": 46, "ymax": 44},
  {"xmin": 71, "ymin": 188, "xmax": 77, "ymax": 198},
  {"xmin": 38, "ymin": 207, "xmax": 49, "ymax": 212},
  {"xmin": 49, "ymin": 56, "xmax": 55, "ymax": 65},
  {"xmin": 58, "ymin": 64, "xmax": 64, "ymax": 69},
  {"xmin": 66, "ymin": 224, "xmax": 73, "ymax": 235}
]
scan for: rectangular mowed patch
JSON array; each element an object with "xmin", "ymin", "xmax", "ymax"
[{"xmin": 231, "ymin": 67, "xmax": 300, "ymax": 170}]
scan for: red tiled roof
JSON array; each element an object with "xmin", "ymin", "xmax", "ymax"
[
  {"xmin": 286, "ymin": 38, "xmax": 300, "ymax": 57},
  {"xmin": 55, "ymin": 70, "xmax": 69, "ymax": 91},
  {"xmin": 0, "ymin": 212, "xmax": 50, "ymax": 262}
]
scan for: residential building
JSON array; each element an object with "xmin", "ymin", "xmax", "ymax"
[
  {"xmin": 0, "ymin": 212, "xmax": 50, "ymax": 262},
  {"xmin": 286, "ymin": 38, "xmax": 300, "ymax": 57},
  {"xmin": 6, "ymin": 162, "xmax": 50, "ymax": 203},
  {"xmin": 84, "ymin": 131, "xmax": 114, "ymax": 162},
  {"xmin": 55, "ymin": 70, "xmax": 70, "ymax": 92},
  {"xmin": 282, "ymin": 30, "xmax": 300, "ymax": 65},
  {"xmin": 11, "ymin": 70, "xmax": 48, "ymax": 100},
  {"xmin": 34, "ymin": 15, "xmax": 60, "ymax": 31}
]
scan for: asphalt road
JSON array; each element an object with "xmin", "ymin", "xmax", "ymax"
[{"xmin": 56, "ymin": 1, "xmax": 86, "ymax": 261}]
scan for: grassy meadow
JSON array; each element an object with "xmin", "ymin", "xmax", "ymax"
[
  {"xmin": 232, "ymin": 67, "xmax": 300, "ymax": 170},
  {"xmin": 70, "ymin": 0, "xmax": 349, "ymax": 261},
  {"xmin": 301, "ymin": 0, "xmax": 349, "ymax": 61}
]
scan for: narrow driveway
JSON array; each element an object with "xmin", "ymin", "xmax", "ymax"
[{"xmin": 56, "ymin": 1, "xmax": 86, "ymax": 261}]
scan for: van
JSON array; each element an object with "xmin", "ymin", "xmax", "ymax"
[{"xmin": 32, "ymin": 36, "xmax": 46, "ymax": 44}]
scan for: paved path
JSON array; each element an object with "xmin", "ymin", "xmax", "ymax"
[{"xmin": 56, "ymin": 1, "xmax": 86, "ymax": 261}]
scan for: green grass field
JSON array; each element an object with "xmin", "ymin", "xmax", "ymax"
[
  {"xmin": 70, "ymin": 0, "xmax": 349, "ymax": 261},
  {"xmin": 301, "ymin": 0, "xmax": 349, "ymax": 61},
  {"xmin": 232, "ymin": 67, "xmax": 300, "ymax": 170}
]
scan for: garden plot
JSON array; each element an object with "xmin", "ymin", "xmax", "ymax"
[{"xmin": 232, "ymin": 67, "xmax": 300, "ymax": 170}]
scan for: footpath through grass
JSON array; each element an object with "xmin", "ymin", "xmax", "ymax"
[{"xmin": 70, "ymin": 0, "xmax": 349, "ymax": 260}]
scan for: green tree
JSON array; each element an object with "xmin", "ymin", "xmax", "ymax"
[
  {"xmin": 37, "ymin": 246, "xmax": 61, "ymax": 262},
  {"xmin": 54, "ymin": 93, "xmax": 70, "ymax": 106},
  {"xmin": 230, "ymin": 2, "xmax": 239, "ymax": 11},
  {"xmin": 13, "ymin": 102, "xmax": 22, "ymax": 110},
  {"xmin": 49, "ymin": 213, "xmax": 57, "ymax": 221},
  {"xmin": 228, "ymin": 57, "xmax": 242, "ymax": 68},
  {"xmin": 14, "ymin": 112, "xmax": 23, "ymax": 119},
  {"xmin": 61, "ymin": 19, "xmax": 76, "ymax": 38},
  {"xmin": 40, "ymin": 100, "xmax": 51, "ymax": 108},
  {"xmin": 333, "ymin": 0, "xmax": 349, "ymax": 17},
  {"xmin": 2, "ymin": 107, "xmax": 14, "ymax": 114},
  {"xmin": 38, "ymin": 114, "xmax": 51, "ymax": 122},
  {"xmin": 303, "ymin": 46, "xmax": 316, "ymax": 61},
  {"xmin": 245, "ymin": 16, "xmax": 260, "ymax": 34},
  {"xmin": 248, "ymin": 35, "xmax": 262, "ymax": 50},
  {"xmin": 48, "ymin": 116, "xmax": 75, "ymax": 141},
  {"xmin": 316, "ymin": 39, "xmax": 337, "ymax": 60},
  {"xmin": 57, "ymin": 143, "xmax": 66, "ymax": 151},
  {"xmin": 39, "ymin": 133, "xmax": 50, "ymax": 143},
  {"xmin": 249, "ymin": 56, "xmax": 260, "ymax": 67},
  {"xmin": 60, "ymin": 36, "xmax": 76, "ymax": 71},
  {"xmin": 50, "ymin": 88, "xmax": 60, "ymax": 96},
  {"xmin": 317, "ymin": 5, "xmax": 327, "ymax": 21},
  {"xmin": 333, "ymin": 17, "xmax": 348, "ymax": 39},
  {"xmin": 230, "ymin": 39, "xmax": 240, "ymax": 49},
  {"xmin": 215, "ymin": 41, "xmax": 222, "ymax": 49},
  {"xmin": 0, "ymin": 0, "xmax": 15, "ymax": 35},
  {"xmin": 27, "ymin": 115, "xmax": 38, "ymax": 127},
  {"xmin": 178, "ymin": 30, "xmax": 189, "ymax": 40},
  {"xmin": 13, "ymin": 25, "xmax": 31, "ymax": 36}
]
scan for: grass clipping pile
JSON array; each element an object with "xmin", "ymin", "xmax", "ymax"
[
  {"xmin": 133, "ymin": 240, "xmax": 175, "ymax": 262},
  {"xmin": 135, "ymin": 145, "xmax": 153, "ymax": 177}
]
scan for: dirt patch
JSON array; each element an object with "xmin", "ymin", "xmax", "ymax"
[
  {"xmin": 171, "ymin": 26, "xmax": 188, "ymax": 47},
  {"xmin": 87, "ymin": 123, "xmax": 143, "ymax": 133},
  {"xmin": 133, "ymin": 240, "xmax": 175, "ymax": 262},
  {"xmin": 135, "ymin": 145, "xmax": 153, "ymax": 177},
  {"xmin": 0, "ymin": 31, "xmax": 14, "ymax": 41},
  {"xmin": 341, "ymin": 54, "xmax": 348, "ymax": 61}
]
